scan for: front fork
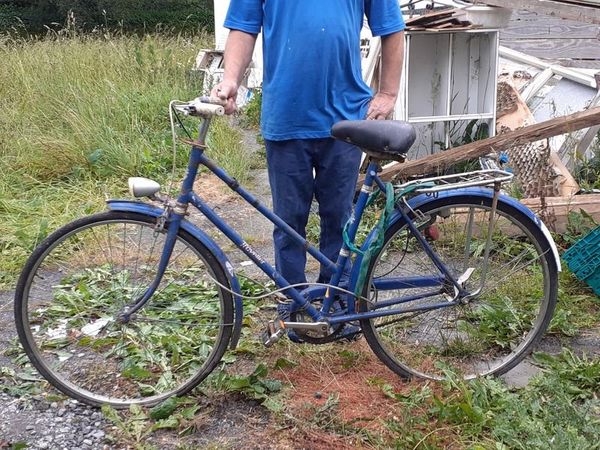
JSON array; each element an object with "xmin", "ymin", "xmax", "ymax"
[
  {"xmin": 118, "ymin": 118, "xmax": 213, "ymax": 323},
  {"xmin": 118, "ymin": 209, "xmax": 184, "ymax": 323}
]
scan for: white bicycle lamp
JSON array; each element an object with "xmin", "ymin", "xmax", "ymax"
[{"xmin": 128, "ymin": 177, "xmax": 161, "ymax": 198}]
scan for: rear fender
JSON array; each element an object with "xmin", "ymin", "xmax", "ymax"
[{"xmin": 107, "ymin": 200, "xmax": 244, "ymax": 349}]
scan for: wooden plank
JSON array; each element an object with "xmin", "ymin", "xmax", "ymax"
[
  {"xmin": 476, "ymin": 0, "xmax": 600, "ymax": 24},
  {"xmin": 560, "ymin": 0, "xmax": 600, "ymax": 7},
  {"xmin": 508, "ymin": 7, "xmax": 595, "ymax": 21},
  {"xmin": 559, "ymin": 60, "xmax": 600, "ymax": 69},
  {"xmin": 501, "ymin": 20, "xmax": 600, "ymax": 39},
  {"xmin": 499, "ymin": 46, "xmax": 598, "ymax": 88},
  {"xmin": 521, "ymin": 194, "xmax": 600, "ymax": 233},
  {"xmin": 366, "ymin": 106, "xmax": 600, "ymax": 182},
  {"xmin": 520, "ymin": 67, "xmax": 555, "ymax": 102},
  {"xmin": 405, "ymin": 10, "xmax": 454, "ymax": 26},
  {"xmin": 501, "ymin": 38, "xmax": 600, "ymax": 60},
  {"xmin": 550, "ymin": 152, "xmax": 580, "ymax": 197}
]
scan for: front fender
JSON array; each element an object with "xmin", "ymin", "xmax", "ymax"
[
  {"xmin": 107, "ymin": 200, "xmax": 244, "ymax": 349},
  {"xmin": 349, "ymin": 188, "xmax": 562, "ymax": 293}
]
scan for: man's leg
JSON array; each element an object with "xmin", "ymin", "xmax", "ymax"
[
  {"xmin": 314, "ymin": 139, "xmax": 362, "ymax": 283},
  {"xmin": 265, "ymin": 139, "xmax": 314, "ymax": 286}
]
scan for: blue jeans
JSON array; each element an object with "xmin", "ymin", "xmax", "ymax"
[{"xmin": 266, "ymin": 138, "xmax": 362, "ymax": 286}]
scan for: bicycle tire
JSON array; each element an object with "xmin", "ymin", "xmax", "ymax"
[
  {"xmin": 15, "ymin": 211, "xmax": 233, "ymax": 408},
  {"xmin": 359, "ymin": 195, "xmax": 558, "ymax": 380}
]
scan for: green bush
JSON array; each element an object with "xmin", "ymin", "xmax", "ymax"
[
  {"xmin": 0, "ymin": 0, "xmax": 214, "ymax": 33},
  {"xmin": 0, "ymin": 4, "xmax": 23, "ymax": 30}
]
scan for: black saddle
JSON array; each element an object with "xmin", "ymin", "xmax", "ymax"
[{"xmin": 331, "ymin": 120, "xmax": 416, "ymax": 161}]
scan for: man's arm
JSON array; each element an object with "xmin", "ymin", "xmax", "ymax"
[
  {"xmin": 366, "ymin": 31, "xmax": 405, "ymax": 120},
  {"xmin": 211, "ymin": 30, "xmax": 258, "ymax": 114}
]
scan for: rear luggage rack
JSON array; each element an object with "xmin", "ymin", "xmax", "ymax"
[{"xmin": 396, "ymin": 169, "xmax": 514, "ymax": 194}]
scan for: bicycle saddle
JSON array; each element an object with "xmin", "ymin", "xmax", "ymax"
[{"xmin": 331, "ymin": 120, "xmax": 416, "ymax": 162}]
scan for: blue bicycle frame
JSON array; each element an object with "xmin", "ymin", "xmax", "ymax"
[{"xmin": 116, "ymin": 117, "xmax": 480, "ymax": 329}]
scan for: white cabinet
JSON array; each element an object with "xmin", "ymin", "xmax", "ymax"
[{"xmin": 396, "ymin": 29, "xmax": 500, "ymax": 160}]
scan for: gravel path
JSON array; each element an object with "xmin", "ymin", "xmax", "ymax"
[
  {"xmin": 0, "ymin": 394, "xmax": 108, "ymax": 450},
  {"xmin": 0, "ymin": 289, "xmax": 112, "ymax": 449}
]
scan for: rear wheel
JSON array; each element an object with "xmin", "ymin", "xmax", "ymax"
[
  {"xmin": 15, "ymin": 211, "xmax": 233, "ymax": 408},
  {"xmin": 360, "ymin": 196, "xmax": 558, "ymax": 380}
]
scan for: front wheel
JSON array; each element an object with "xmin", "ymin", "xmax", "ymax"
[
  {"xmin": 15, "ymin": 211, "xmax": 233, "ymax": 408},
  {"xmin": 360, "ymin": 195, "xmax": 558, "ymax": 380}
]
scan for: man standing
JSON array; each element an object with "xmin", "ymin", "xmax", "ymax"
[{"xmin": 213, "ymin": 1, "xmax": 405, "ymax": 294}]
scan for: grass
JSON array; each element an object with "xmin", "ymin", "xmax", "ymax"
[
  {"xmin": 0, "ymin": 31, "xmax": 255, "ymax": 288},
  {"xmin": 574, "ymin": 131, "xmax": 600, "ymax": 191},
  {"xmin": 373, "ymin": 349, "xmax": 600, "ymax": 449}
]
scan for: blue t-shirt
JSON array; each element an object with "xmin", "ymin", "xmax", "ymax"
[{"xmin": 224, "ymin": 0, "xmax": 405, "ymax": 141}]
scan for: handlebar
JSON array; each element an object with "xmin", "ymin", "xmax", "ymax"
[{"xmin": 173, "ymin": 97, "xmax": 226, "ymax": 117}]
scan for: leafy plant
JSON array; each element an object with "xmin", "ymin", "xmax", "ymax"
[
  {"xmin": 380, "ymin": 351, "xmax": 600, "ymax": 449},
  {"xmin": 102, "ymin": 397, "xmax": 201, "ymax": 446},
  {"xmin": 210, "ymin": 363, "xmax": 283, "ymax": 412},
  {"xmin": 574, "ymin": 133, "xmax": 600, "ymax": 190},
  {"xmin": 549, "ymin": 268, "xmax": 600, "ymax": 336},
  {"xmin": 559, "ymin": 209, "xmax": 598, "ymax": 248}
]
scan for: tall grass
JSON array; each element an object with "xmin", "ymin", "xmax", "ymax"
[{"xmin": 0, "ymin": 32, "xmax": 254, "ymax": 287}]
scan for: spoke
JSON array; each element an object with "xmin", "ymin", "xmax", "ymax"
[
  {"xmin": 479, "ymin": 248, "xmax": 550, "ymax": 294},
  {"xmin": 132, "ymin": 225, "xmax": 144, "ymax": 299},
  {"xmin": 463, "ymin": 207, "xmax": 475, "ymax": 272},
  {"xmin": 90, "ymin": 227, "xmax": 113, "ymax": 269},
  {"xmin": 128, "ymin": 227, "xmax": 162, "ymax": 303},
  {"xmin": 122, "ymin": 222, "xmax": 127, "ymax": 277}
]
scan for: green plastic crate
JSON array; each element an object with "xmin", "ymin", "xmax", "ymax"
[{"xmin": 563, "ymin": 225, "xmax": 600, "ymax": 295}]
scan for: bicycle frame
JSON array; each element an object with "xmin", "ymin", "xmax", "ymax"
[{"xmin": 118, "ymin": 117, "xmax": 482, "ymax": 327}]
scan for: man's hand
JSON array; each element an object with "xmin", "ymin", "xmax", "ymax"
[
  {"xmin": 366, "ymin": 91, "xmax": 397, "ymax": 120},
  {"xmin": 210, "ymin": 79, "xmax": 239, "ymax": 115}
]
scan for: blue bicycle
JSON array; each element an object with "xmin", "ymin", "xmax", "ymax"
[{"xmin": 14, "ymin": 98, "xmax": 561, "ymax": 408}]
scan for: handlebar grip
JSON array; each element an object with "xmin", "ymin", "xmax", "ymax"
[
  {"xmin": 197, "ymin": 96, "xmax": 227, "ymax": 106},
  {"xmin": 190, "ymin": 98, "xmax": 225, "ymax": 117}
]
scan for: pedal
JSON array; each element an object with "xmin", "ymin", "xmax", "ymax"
[{"xmin": 262, "ymin": 320, "xmax": 286, "ymax": 348}]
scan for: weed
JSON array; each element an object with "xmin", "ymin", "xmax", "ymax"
[
  {"xmin": 549, "ymin": 268, "xmax": 600, "ymax": 336},
  {"xmin": 379, "ymin": 350, "xmax": 600, "ymax": 449},
  {"xmin": 1, "ymin": 338, "xmax": 50, "ymax": 398},
  {"xmin": 209, "ymin": 363, "xmax": 283, "ymax": 412},
  {"xmin": 239, "ymin": 89, "xmax": 262, "ymax": 130},
  {"xmin": 574, "ymin": 132, "xmax": 600, "ymax": 190},
  {"xmin": 102, "ymin": 397, "xmax": 202, "ymax": 447},
  {"xmin": 557, "ymin": 209, "xmax": 599, "ymax": 249}
]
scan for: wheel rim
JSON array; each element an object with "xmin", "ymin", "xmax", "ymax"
[
  {"xmin": 18, "ymin": 217, "xmax": 230, "ymax": 407},
  {"xmin": 365, "ymin": 201, "xmax": 554, "ymax": 380}
]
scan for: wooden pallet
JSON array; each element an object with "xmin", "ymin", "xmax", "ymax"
[{"xmin": 405, "ymin": 8, "xmax": 477, "ymax": 31}]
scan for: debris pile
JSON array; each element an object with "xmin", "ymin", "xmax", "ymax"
[{"xmin": 405, "ymin": 8, "xmax": 478, "ymax": 31}]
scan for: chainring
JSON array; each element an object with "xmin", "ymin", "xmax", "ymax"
[{"xmin": 289, "ymin": 300, "xmax": 345, "ymax": 344}]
